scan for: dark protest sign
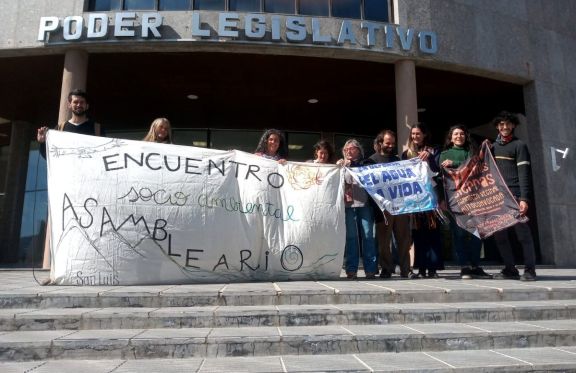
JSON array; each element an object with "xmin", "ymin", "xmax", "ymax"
[{"xmin": 442, "ymin": 141, "xmax": 528, "ymax": 238}]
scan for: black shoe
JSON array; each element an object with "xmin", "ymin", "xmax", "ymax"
[
  {"xmin": 346, "ymin": 272, "xmax": 358, "ymax": 280},
  {"xmin": 365, "ymin": 273, "xmax": 377, "ymax": 279},
  {"xmin": 520, "ymin": 268, "xmax": 537, "ymax": 281},
  {"xmin": 460, "ymin": 267, "xmax": 472, "ymax": 279},
  {"xmin": 470, "ymin": 266, "xmax": 493, "ymax": 279},
  {"xmin": 379, "ymin": 271, "xmax": 392, "ymax": 279},
  {"xmin": 428, "ymin": 270, "xmax": 439, "ymax": 278},
  {"xmin": 409, "ymin": 271, "xmax": 424, "ymax": 279},
  {"xmin": 494, "ymin": 266, "xmax": 520, "ymax": 280}
]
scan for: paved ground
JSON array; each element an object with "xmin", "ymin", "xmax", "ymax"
[
  {"xmin": 3, "ymin": 266, "xmax": 576, "ymax": 287},
  {"xmin": 2, "ymin": 268, "xmax": 576, "ymax": 372}
]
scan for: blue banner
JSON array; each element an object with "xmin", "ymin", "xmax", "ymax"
[{"xmin": 348, "ymin": 158, "xmax": 438, "ymax": 215}]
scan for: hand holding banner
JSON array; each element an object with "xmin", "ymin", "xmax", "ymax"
[
  {"xmin": 442, "ymin": 141, "xmax": 528, "ymax": 238},
  {"xmin": 347, "ymin": 158, "xmax": 438, "ymax": 215},
  {"xmin": 46, "ymin": 131, "xmax": 345, "ymax": 285}
]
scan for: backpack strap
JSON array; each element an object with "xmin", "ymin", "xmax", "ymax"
[{"xmin": 95, "ymin": 122, "xmax": 101, "ymax": 136}]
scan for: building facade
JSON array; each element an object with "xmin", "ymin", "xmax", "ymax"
[{"xmin": 0, "ymin": 0, "xmax": 574, "ymax": 267}]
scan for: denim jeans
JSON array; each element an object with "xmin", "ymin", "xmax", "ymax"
[
  {"xmin": 344, "ymin": 206, "xmax": 378, "ymax": 274},
  {"xmin": 450, "ymin": 216, "xmax": 482, "ymax": 267}
]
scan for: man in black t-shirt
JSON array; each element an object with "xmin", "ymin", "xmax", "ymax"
[
  {"xmin": 36, "ymin": 89, "xmax": 103, "ymax": 278},
  {"xmin": 37, "ymin": 89, "xmax": 102, "ymax": 157}
]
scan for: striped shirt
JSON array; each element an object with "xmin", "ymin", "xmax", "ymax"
[{"xmin": 492, "ymin": 136, "xmax": 532, "ymax": 202}]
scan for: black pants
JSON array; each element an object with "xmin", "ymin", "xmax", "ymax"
[
  {"xmin": 493, "ymin": 222, "xmax": 536, "ymax": 269},
  {"xmin": 412, "ymin": 226, "xmax": 444, "ymax": 272}
]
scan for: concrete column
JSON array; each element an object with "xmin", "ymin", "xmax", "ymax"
[
  {"xmin": 43, "ymin": 49, "xmax": 89, "ymax": 269},
  {"xmin": 58, "ymin": 49, "xmax": 88, "ymax": 123},
  {"xmin": 394, "ymin": 60, "xmax": 418, "ymax": 152}
]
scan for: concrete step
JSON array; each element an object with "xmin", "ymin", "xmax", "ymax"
[
  {"xmin": 1, "ymin": 319, "xmax": 576, "ymax": 361},
  {"xmin": 2, "ymin": 300, "xmax": 576, "ymax": 331},
  {"xmin": 3, "ymin": 278, "xmax": 576, "ymax": 309},
  {"xmin": 3, "ymin": 347, "xmax": 576, "ymax": 372}
]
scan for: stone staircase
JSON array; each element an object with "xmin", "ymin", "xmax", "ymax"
[{"xmin": 2, "ymin": 269, "xmax": 576, "ymax": 372}]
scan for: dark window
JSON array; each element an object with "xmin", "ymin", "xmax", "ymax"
[
  {"xmin": 264, "ymin": 0, "xmax": 295, "ymax": 14},
  {"xmin": 286, "ymin": 132, "xmax": 321, "ymax": 161},
  {"xmin": 331, "ymin": 0, "xmax": 361, "ymax": 19},
  {"xmin": 298, "ymin": 0, "xmax": 329, "ymax": 16},
  {"xmin": 18, "ymin": 143, "xmax": 48, "ymax": 267},
  {"xmin": 230, "ymin": 0, "xmax": 261, "ymax": 12},
  {"xmin": 124, "ymin": 0, "xmax": 156, "ymax": 10},
  {"xmin": 106, "ymin": 130, "xmax": 147, "ymax": 141},
  {"xmin": 159, "ymin": 0, "xmax": 191, "ymax": 10},
  {"xmin": 210, "ymin": 129, "xmax": 262, "ymax": 153},
  {"xmin": 0, "ymin": 122, "xmax": 10, "ymax": 194},
  {"xmin": 194, "ymin": 0, "xmax": 226, "ymax": 10},
  {"xmin": 364, "ymin": 0, "xmax": 388, "ymax": 22},
  {"xmin": 89, "ymin": 0, "xmax": 122, "ymax": 11},
  {"xmin": 173, "ymin": 129, "xmax": 209, "ymax": 147}
]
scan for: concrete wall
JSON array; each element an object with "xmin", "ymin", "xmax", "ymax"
[
  {"xmin": 1, "ymin": 0, "xmax": 575, "ymax": 264},
  {"xmin": 397, "ymin": 0, "xmax": 576, "ymax": 265}
]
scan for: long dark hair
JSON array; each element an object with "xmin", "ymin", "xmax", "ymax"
[
  {"xmin": 443, "ymin": 124, "xmax": 477, "ymax": 154},
  {"xmin": 254, "ymin": 129, "xmax": 288, "ymax": 158},
  {"xmin": 313, "ymin": 140, "xmax": 335, "ymax": 163}
]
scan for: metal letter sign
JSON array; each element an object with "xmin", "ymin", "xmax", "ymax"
[{"xmin": 551, "ymin": 146, "xmax": 569, "ymax": 171}]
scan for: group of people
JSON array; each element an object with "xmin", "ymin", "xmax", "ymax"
[
  {"xmin": 38, "ymin": 89, "xmax": 537, "ymax": 282},
  {"xmin": 333, "ymin": 114, "xmax": 537, "ymax": 282}
]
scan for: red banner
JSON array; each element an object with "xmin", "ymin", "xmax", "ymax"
[{"xmin": 442, "ymin": 141, "xmax": 528, "ymax": 238}]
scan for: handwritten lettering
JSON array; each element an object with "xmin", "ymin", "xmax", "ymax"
[
  {"xmin": 118, "ymin": 187, "xmax": 189, "ymax": 206},
  {"xmin": 197, "ymin": 193, "xmax": 297, "ymax": 221}
]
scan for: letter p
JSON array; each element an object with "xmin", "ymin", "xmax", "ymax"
[{"xmin": 38, "ymin": 16, "xmax": 60, "ymax": 41}]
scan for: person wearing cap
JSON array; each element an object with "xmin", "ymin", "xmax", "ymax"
[{"xmin": 491, "ymin": 111, "xmax": 537, "ymax": 281}]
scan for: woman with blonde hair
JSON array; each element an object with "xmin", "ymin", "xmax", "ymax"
[{"xmin": 143, "ymin": 118, "xmax": 172, "ymax": 144}]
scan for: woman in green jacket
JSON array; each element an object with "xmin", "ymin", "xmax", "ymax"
[{"xmin": 440, "ymin": 125, "xmax": 492, "ymax": 280}]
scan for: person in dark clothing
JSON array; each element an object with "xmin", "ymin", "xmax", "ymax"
[
  {"xmin": 440, "ymin": 125, "xmax": 492, "ymax": 280},
  {"xmin": 401, "ymin": 123, "xmax": 444, "ymax": 278},
  {"xmin": 37, "ymin": 89, "xmax": 103, "ymax": 157},
  {"xmin": 491, "ymin": 111, "xmax": 537, "ymax": 281},
  {"xmin": 36, "ymin": 89, "xmax": 103, "ymax": 281},
  {"xmin": 369, "ymin": 130, "xmax": 412, "ymax": 278}
]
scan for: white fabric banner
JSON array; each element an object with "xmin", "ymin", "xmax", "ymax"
[
  {"xmin": 46, "ymin": 131, "xmax": 345, "ymax": 285},
  {"xmin": 347, "ymin": 158, "xmax": 438, "ymax": 215}
]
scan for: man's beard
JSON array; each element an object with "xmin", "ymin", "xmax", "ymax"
[
  {"xmin": 383, "ymin": 148, "xmax": 394, "ymax": 155},
  {"xmin": 72, "ymin": 109, "xmax": 87, "ymax": 116}
]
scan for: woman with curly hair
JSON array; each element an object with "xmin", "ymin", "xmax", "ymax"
[
  {"xmin": 440, "ymin": 124, "xmax": 491, "ymax": 279},
  {"xmin": 254, "ymin": 129, "xmax": 287, "ymax": 163}
]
